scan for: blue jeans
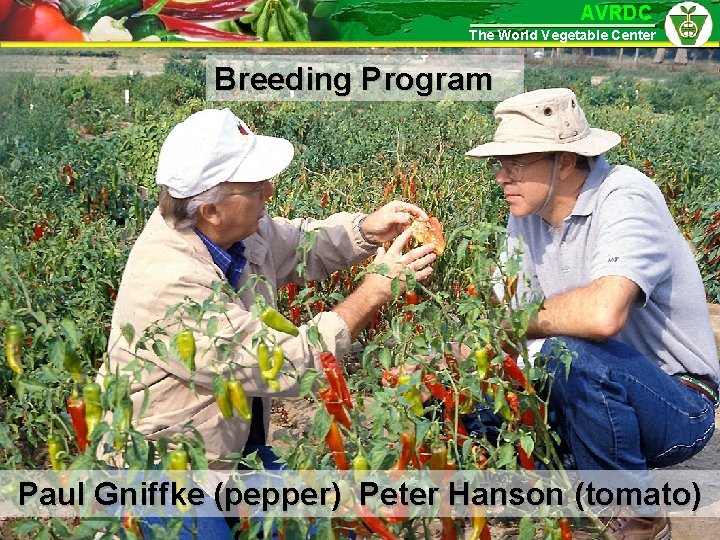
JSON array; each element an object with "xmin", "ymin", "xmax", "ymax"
[{"xmin": 543, "ymin": 337, "xmax": 716, "ymax": 470}]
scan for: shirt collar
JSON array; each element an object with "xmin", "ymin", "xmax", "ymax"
[
  {"xmin": 570, "ymin": 155, "xmax": 611, "ymax": 217},
  {"xmin": 194, "ymin": 229, "xmax": 247, "ymax": 289}
]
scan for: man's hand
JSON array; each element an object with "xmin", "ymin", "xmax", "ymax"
[
  {"xmin": 363, "ymin": 227, "xmax": 436, "ymax": 303},
  {"xmin": 333, "ymin": 227, "xmax": 436, "ymax": 340},
  {"xmin": 361, "ymin": 201, "xmax": 429, "ymax": 244}
]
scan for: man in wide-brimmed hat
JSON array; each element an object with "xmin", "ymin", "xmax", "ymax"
[{"xmin": 467, "ymin": 88, "xmax": 718, "ymax": 539}]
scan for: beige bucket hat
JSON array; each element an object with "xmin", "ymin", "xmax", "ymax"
[{"xmin": 466, "ymin": 88, "xmax": 621, "ymax": 158}]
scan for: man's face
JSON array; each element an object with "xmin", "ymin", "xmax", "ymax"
[
  {"xmin": 216, "ymin": 180, "xmax": 274, "ymax": 244},
  {"xmin": 489, "ymin": 153, "xmax": 556, "ymax": 217}
]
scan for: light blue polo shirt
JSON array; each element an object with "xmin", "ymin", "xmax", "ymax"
[{"xmin": 507, "ymin": 156, "xmax": 719, "ymax": 384}]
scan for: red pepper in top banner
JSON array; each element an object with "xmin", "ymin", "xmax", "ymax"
[
  {"xmin": 0, "ymin": 2, "xmax": 85, "ymax": 41},
  {"xmin": 319, "ymin": 352, "xmax": 352, "ymax": 409}
]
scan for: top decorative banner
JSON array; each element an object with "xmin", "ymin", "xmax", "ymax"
[{"xmin": 0, "ymin": 0, "xmax": 717, "ymax": 44}]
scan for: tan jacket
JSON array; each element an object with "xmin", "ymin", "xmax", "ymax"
[{"xmin": 101, "ymin": 208, "xmax": 376, "ymax": 468}]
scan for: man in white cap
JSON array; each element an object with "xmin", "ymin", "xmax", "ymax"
[
  {"xmin": 467, "ymin": 88, "xmax": 718, "ymax": 539},
  {"xmin": 103, "ymin": 109, "xmax": 436, "ymax": 472}
]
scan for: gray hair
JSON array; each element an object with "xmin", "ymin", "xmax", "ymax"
[{"xmin": 159, "ymin": 182, "xmax": 231, "ymax": 230}]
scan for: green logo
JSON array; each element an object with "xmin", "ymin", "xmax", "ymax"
[{"xmin": 665, "ymin": 2, "xmax": 713, "ymax": 46}]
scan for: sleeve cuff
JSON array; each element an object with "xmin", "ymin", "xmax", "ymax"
[{"xmin": 353, "ymin": 214, "xmax": 381, "ymax": 252}]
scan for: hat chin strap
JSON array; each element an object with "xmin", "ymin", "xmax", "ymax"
[{"xmin": 534, "ymin": 153, "xmax": 560, "ymax": 220}]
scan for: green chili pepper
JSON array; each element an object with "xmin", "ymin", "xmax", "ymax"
[
  {"xmin": 352, "ymin": 451, "xmax": 370, "ymax": 483},
  {"xmin": 83, "ymin": 382, "xmax": 103, "ymax": 437},
  {"xmin": 167, "ymin": 446, "xmax": 190, "ymax": 512},
  {"xmin": 262, "ymin": 345, "xmax": 285, "ymax": 382},
  {"xmin": 257, "ymin": 342, "xmax": 272, "ymax": 373},
  {"xmin": 398, "ymin": 374, "xmax": 424, "ymax": 416},
  {"xmin": 260, "ymin": 307, "xmax": 299, "ymax": 336},
  {"xmin": 124, "ymin": 13, "xmax": 166, "ymax": 40},
  {"xmin": 228, "ymin": 379, "xmax": 251, "ymax": 421},
  {"xmin": 213, "ymin": 374, "xmax": 234, "ymax": 420},
  {"xmin": 5, "ymin": 325, "xmax": 23, "ymax": 376},
  {"xmin": 475, "ymin": 348, "xmax": 489, "ymax": 380},
  {"xmin": 47, "ymin": 434, "xmax": 66, "ymax": 471},
  {"xmin": 63, "ymin": 342, "xmax": 84, "ymax": 384},
  {"xmin": 113, "ymin": 396, "xmax": 133, "ymax": 452},
  {"xmin": 176, "ymin": 330, "xmax": 196, "ymax": 371}
]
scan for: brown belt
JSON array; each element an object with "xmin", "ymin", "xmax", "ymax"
[{"xmin": 676, "ymin": 373, "xmax": 719, "ymax": 405}]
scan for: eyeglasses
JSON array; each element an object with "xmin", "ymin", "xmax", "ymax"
[{"xmin": 487, "ymin": 154, "xmax": 554, "ymax": 182}]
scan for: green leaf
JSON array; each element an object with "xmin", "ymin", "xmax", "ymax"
[
  {"xmin": 60, "ymin": 318, "xmax": 81, "ymax": 349},
  {"xmin": 519, "ymin": 433, "xmax": 535, "ymax": 456},
  {"xmin": 518, "ymin": 516, "xmax": 536, "ymax": 540},
  {"xmin": 207, "ymin": 316, "xmax": 218, "ymax": 338},
  {"xmin": 299, "ymin": 370, "xmax": 318, "ymax": 398},
  {"xmin": 307, "ymin": 325, "xmax": 320, "ymax": 348},
  {"xmin": 13, "ymin": 520, "xmax": 42, "ymax": 535},
  {"xmin": 378, "ymin": 348, "xmax": 392, "ymax": 370},
  {"xmin": 152, "ymin": 340, "xmax": 168, "ymax": 363},
  {"xmin": 121, "ymin": 323, "xmax": 135, "ymax": 347},
  {"xmin": 496, "ymin": 443, "xmax": 516, "ymax": 468}
]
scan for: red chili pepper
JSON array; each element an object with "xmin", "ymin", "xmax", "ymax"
[
  {"xmin": 382, "ymin": 369, "xmax": 398, "ymax": 387},
  {"xmin": 326, "ymin": 417, "xmax": 350, "ymax": 470},
  {"xmin": 466, "ymin": 283, "xmax": 478, "ymax": 296},
  {"xmin": 517, "ymin": 444, "xmax": 536, "ymax": 470},
  {"xmin": 502, "ymin": 354, "xmax": 535, "ymax": 394},
  {"xmin": 67, "ymin": 395, "xmax": 89, "ymax": 452},
  {"xmin": 506, "ymin": 392, "xmax": 520, "ymax": 416},
  {"xmin": 157, "ymin": 14, "xmax": 257, "ymax": 40},
  {"xmin": 520, "ymin": 409, "xmax": 535, "ymax": 427},
  {"xmin": 122, "ymin": 513, "xmax": 144, "ymax": 538},
  {"xmin": 440, "ymin": 517, "xmax": 457, "ymax": 540},
  {"xmin": 288, "ymin": 305, "xmax": 301, "ymax": 326},
  {"xmin": 422, "ymin": 373, "xmax": 454, "ymax": 409},
  {"xmin": 320, "ymin": 192, "xmax": 330, "ymax": 207},
  {"xmin": 380, "ymin": 505, "xmax": 409, "ymax": 524},
  {"xmin": 390, "ymin": 429, "xmax": 415, "ymax": 471},
  {"xmin": 360, "ymin": 511, "xmax": 399, "ymax": 540},
  {"xmin": 559, "ymin": 517, "xmax": 572, "ymax": 540},
  {"xmin": 31, "ymin": 220, "xmax": 47, "ymax": 242},
  {"xmin": 318, "ymin": 386, "xmax": 351, "ymax": 429},
  {"xmin": 319, "ymin": 352, "xmax": 352, "ymax": 409}
]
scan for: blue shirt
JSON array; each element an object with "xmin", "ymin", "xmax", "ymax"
[{"xmin": 194, "ymin": 229, "xmax": 247, "ymax": 290}]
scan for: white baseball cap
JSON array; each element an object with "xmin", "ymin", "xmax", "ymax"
[{"xmin": 156, "ymin": 108, "xmax": 295, "ymax": 198}]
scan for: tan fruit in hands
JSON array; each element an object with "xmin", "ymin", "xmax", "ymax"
[{"xmin": 410, "ymin": 217, "xmax": 446, "ymax": 256}]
